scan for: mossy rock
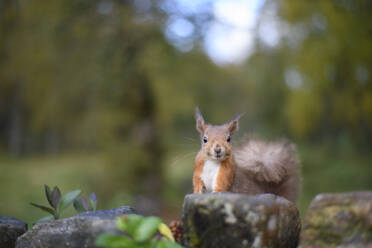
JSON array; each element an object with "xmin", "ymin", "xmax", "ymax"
[
  {"xmin": 300, "ymin": 191, "xmax": 372, "ymax": 248},
  {"xmin": 182, "ymin": 193, "xmax": 300, "ymax": 248}
]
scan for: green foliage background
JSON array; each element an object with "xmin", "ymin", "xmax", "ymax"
[{"xmin": 0, "ymin": 0, "xmax": 371, "ymax": 223}]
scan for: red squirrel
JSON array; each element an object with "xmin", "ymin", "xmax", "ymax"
[{"xmin": 193, "ymin": 107, "xmax": 301, "ymax": 202}]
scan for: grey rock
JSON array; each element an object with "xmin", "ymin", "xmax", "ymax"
[
  {"xmin": 75, "ymin": 206, "xmax": 135, "ymax": 219},
  {"xmin": 299, "ymin": 191, "xmax": 372, "ymax": 248},
  {"xmin": 15, "ymin": 206, "xmax": 135, "ymax": 248},
  {"xmin": 0, "ymin": 216, "xmax": 27, "ymax": 248},
  {"xmin": 182, "ymin": 192, "xmax": 301, "ymax": 248}
]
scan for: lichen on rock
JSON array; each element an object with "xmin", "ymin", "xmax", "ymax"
[
  {"xmin": 300, "ymin": 191, "xmax": 372, "ymax": 248},
  {"xmin": 182, "ymin": 192, "xmax": 301, "ymax": 248}
]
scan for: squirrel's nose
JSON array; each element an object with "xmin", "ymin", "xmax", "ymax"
[{"xmin": 214, "ymin": 146, "xmax": 221, "ymax": 154}]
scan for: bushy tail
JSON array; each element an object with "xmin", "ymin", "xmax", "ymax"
[{"xmin": 234, "ymin": 137, "xmax": 300, "ymax": 184}]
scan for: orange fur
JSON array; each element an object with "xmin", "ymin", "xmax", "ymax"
[
  {"xmin": 214, "ymin": 158, "xmax": 235, "ymax": 192},
  {"xmin": 193, "ymin": 153, "xmax": 206, "ymax": 193},
  {"xmin": 193, "ymin": 107, "xmax": 240, "ymax": 194}
]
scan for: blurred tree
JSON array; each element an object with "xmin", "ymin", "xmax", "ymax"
[
  {"xmin": 0, "ymin": 0, "xmax": 243, "ymax": 214},
  {"xmin": 250, "ymin": 0, "xmax": 372, "ymax": 148},
  {"xmin": 281, "ymin": 0, "xmax": 372, "ymax": 146},
  {"xmin": 0, "ymin": 0, "xmax": 172, "ymax": 214},
  {"xmin": 2, "ymin": 0, "xmax": 371, "ymax": 217}
]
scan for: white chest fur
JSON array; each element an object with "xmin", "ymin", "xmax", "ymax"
[{"xmin": 201, "ymin": 160, "xmax": 221, "ymax": 192}]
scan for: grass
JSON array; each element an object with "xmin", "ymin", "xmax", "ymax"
[
  {"xmin": 297, "ymin": 143, "xmax": 372, "ymax": 216},
  {"xmin": 0, "ymin": 142, "xmax": 371, "ymax": 225},
  {"xmin": 0, "ymin": 153, "xmax": 108, "ymax": 224}
]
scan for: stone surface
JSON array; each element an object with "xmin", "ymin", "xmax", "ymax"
[
  {"xmin": 0, "ymin": 216, "xmax": 27, "ymax": 248},
  {"xmin": 16, "ymin": 206, "xmax": 135, "ymax": 248},
  {"xmin": 75, "ymin": 206, "xmax": 135, "ymax": 218},
  {"xmin": 300, "ymin": 191, "xmax": 372, "ymax": 248},
  {"xmin": 182, "ymin": 192, "xmax": 301, "ymax": 248}
]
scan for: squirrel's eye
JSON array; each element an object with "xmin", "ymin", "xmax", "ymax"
[
  {"xmin": 203, "ymin": 137, "xmax": 208, "ymax": 143},
  {"xmin": 227, "ymin": 136, "xmax": 231, "ymax": 142}
]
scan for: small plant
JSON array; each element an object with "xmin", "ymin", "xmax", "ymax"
[
  {"xmin": 169, "ymin": 221, "xmax": 183, "ymax": 244},
  {"xmin": 30, "ymin": 185, "xmax": 81, "ymax": 222},
  {"xmin": 96, "ymin": 214, "xmax": 184, "ymax": 248},
  {"xmin": 73, "ymin": 192, "xmax": 98, "ymax": 213}
]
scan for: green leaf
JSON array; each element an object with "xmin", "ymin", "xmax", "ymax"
[
  {"xmin": 157, "ymin": 238, "xmax": 184, "ymax": 248},
  {"xmin": 158, "ymin": 223, "xmax": 175, "ymax": 241},
  {"xmin": 30, "ymin": 202, "xmax": 55, "ymax": 216},
  {"xmin": 73, "ymin": 198, "xmax": 86, "ymax": 213},
  {"xmin": 89, "ymin": 199, "xmax": 97, "ymax": 211},
  {"xmin": 95, "ymin": 234, "xmax": 135, "ymax": 248},
  {"xmin": 58, "ymin": 189, "xmax": 81, "ymax": 212},
  {"xmin": 51, "ymin": 186, "xmax": 61, "ymax": 209},
  {"xmin": 89, "ymin": 192, "xmax": 98, "ymax": 208},
  {"xmin": 36, "ymin": 215, "xmax": 54, "ymax": 223},
  {"xmin": 80, "ymin": 197, "xmax": 92, "ymax": 211},
  {"xmin": 44, "ymin": 185, "xmax": 53, "ymax": 207},
  {"xmin": 133, "ymin": 216, "xmax": 162, "ymax": 242},
  {"xmin": 116, "ymin": 215, "xmax": 143, "ymax": 236},
  {"xmin": 148, "ymin": 239, "xmax": 161, "ymax": 248},
  {"xmin": 89, "ymin": 192, "xmax": 97, "ymax": 210}
]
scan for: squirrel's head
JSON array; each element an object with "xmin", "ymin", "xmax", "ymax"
[{"xmin": 195, "ymin": 107, "xmax": 242, "ymax": 162}]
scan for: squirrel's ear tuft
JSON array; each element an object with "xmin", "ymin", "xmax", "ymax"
[
  {"xmin": 228, "ymin": 112, "xmax": 243, "ymax": 135},
  {"xmin": 195, "ymin": 107, "xmax": 206, "ymax": 134}
]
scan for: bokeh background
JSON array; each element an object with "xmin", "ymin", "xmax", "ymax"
[{"xmin": 1, "ymin": 0, "xmax": 371, "ymax": 224}]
